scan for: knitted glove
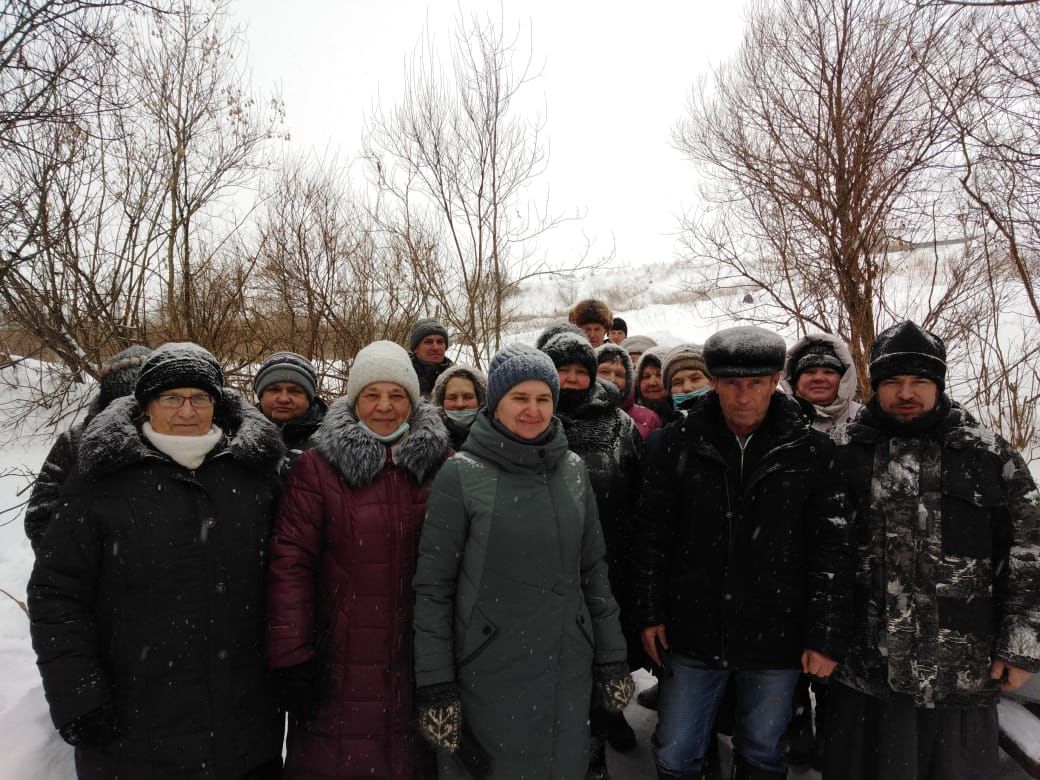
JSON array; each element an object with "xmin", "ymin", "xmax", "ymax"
[
  {"xmin": 273, "ymin": 659, "xmax": 320, "ymax": 721},
  {"xmin": 415, "ymin": 681, "xmax": 462, "ymax": 753},
  {"xmin": 594, "ymin": 662, "xmax": 636, "ymax": 712},
  {"xmin": 58, "ymin": 704, "xmax": 120, "ymax": 748}
]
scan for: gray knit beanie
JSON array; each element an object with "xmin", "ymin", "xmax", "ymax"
[
  {"xmin": 135, "ymin": 342, "xmax": 223, "ymax": 404},
  {"xmin": 98, "ymin": 345, "xmax": 152, "ymax": 407},
  {"xmin": 621, "ymin": 334, "xmax": 657, "ymax": 355},
  {"xmin": 345, "ymin": 341, "xmax": 421, "ymax": 410},
  {"xmin": 703, "ymin": 327, "xmax": 785, "ymax": 378},
  {"xmin": 408, "ymin": 318, "xmax": 450, "ymax": 352},
  {"xmin": 485, "ymin": 343, "xmax": 560, "ymax": 413},
  {"xmin": 254, "ymin": 351, "xmax": 318, "ymax": 401},
  {"xmin": 662, "ymin": 344, "xmax": 710, "ymax": 391}
]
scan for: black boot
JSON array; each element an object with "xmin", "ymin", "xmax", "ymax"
[
  {"xmin": 604, "ymin": 708, "xmax": 637, "ymax": 752},
  {"xmin": 587, "ymin": 732, "xmax": 611, "ymax": 780},
  {"xmin": 731, "ymin": 755, "xmax": 786, "ymax": 780},
  {"xmin": 637, "ymin": 682, "xmax": 660, "ymax": 710}
]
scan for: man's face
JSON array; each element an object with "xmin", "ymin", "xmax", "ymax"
[
  {"xmin": 608, "ymin": 329, "xmax": 627, "ymax": 345},
  {"xmin": 415, "ymin": 334, "xmax": 447, "ymax": 365},
  {"xmin": 581, "ymin": 323, "xmax": 607, "ymax": 347},
  {"xmin": 711, "ymin": 373, "xmax": 779, "ymax": 436},
  {"xmin": 795, "ymin": 367, "xmax": 842, "ymax": 406},
  {"xmin": 260, "ymin": 381, "xmax": 310, "ymax": 422},
  {"xmin": 876, "ymin": 375, "xmax": 939, "ymax": 422}
]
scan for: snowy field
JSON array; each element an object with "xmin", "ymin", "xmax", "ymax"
[{"xmin": 1, "ymin": 265, "xmax": 1038, "ymax": 777}]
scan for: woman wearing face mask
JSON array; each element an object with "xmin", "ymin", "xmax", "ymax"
[
  {"xmin": 413, "ymin": 343, "xmax": 631, "ymax": 779},
  {"xmin": 596, "ymin": 342, "xmax": 661, "ymax": 440},
  {"xmin": 662, "ymin": 344, "xmax": 712, "ymax": 416},
  {"xmin": 432, "ymin": 364, "xmax": 488, "ymax": 450},
  {"xmin": 266, "ymin": 340, "xmax": 452, "ymax": 779}
]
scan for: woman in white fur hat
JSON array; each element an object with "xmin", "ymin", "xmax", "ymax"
[{"xmin": 266, "ymin": 340, "xmax": 452, "ymax": 779}]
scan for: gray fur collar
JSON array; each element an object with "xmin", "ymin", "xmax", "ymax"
[
  {"xmin": 315, "ymin": 398, "xmax": 450, "ymax": 489},
  {"xmin": 78, "ymin": 388, "xmax": 285, "ymax": 479}
]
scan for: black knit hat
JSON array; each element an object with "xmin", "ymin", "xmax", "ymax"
[
  {"xmin": 541, "ymin": 331, "xmax": 598, "ymax": 384},
  {"xmin": 98, "ymin": 346, "xmax": 153, "ymax": 408},
  {"xmin": 703, "ymin": 326, "xmax": 785, "ymax": 378},
  {"xmin": 535, "ymin": 321, "xmax": 585, "ymax": 350},
  {"xmin": 869, "ymin": 321, "xmax": 946, "ymax": 391},
  {"xmin": 789, "ymin": 341, "xmax": 845, "ymax": 382},
  {"xmin": 611, "ymin": 317, "xmax": 628, "ymax": 335},
  {"xmin": 254, "ymin": 351, "xmax": 317, "ymax": 401},
  {"xmin": 408, "ymin": 318, "xmax": 449, "ymax": 352},
  {"xmin": 135, "ymin": 342, "xmax": 224, "ymax": 404}
]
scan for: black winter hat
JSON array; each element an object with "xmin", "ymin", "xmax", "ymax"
[
  {"xmin": 541, "ymin": 331, "xmax": 598, "ymax": 384},
  {"xmin": 98, "ymin": 346, "xmax": 153, "ymax": 408},
  {"xmin": 790, "ymin": 341, "xmax": 845, "ymax": 382},
  {"xmin": 611, "ymin": 317, "xmax": 628, "ymax": 335},
  {"xmin": 254, "ymin": 351, "xmax": 317, "ymax": 401},
  {"xmin": 703, "ymin": 326, "xmax": 785, "ymax": 378},
  {"xmin": 535, "ymin": 321, "xmax": 585, "ymax": 351},
  {"xmin": 135, "ymin": 342, "xmax": 224, "ymax": 404},
  {"xmin": 869, "ymin": 321, "xmax": 946, "ymax": 391},
  {"xmin": 408, "ymin": 318, "xmax": 449, "ymax": 352}
]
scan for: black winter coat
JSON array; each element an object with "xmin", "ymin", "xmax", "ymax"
[
  {"xmin": 634, "ymin": 391, "xmax": 854, "ymax": 669},
  {"xmin": 25, "ymin": 393, "xmax": 110, "ymax": 552},
  {"xmin": 28, "ymin": 390, "xmax": 285, "ymax": 779},
  {"xmin": 410, "ymin": 353, "xmax": 453, "ymax": 398}
]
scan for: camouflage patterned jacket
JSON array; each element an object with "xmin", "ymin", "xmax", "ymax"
[{"xmin": 833, "ymin": 401, "xmax": 1040, "ymax": 706}]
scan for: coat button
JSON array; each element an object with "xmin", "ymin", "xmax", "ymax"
[{"xmin": 482, "ymin": 626, "xmax": 492, "ymax": 635}]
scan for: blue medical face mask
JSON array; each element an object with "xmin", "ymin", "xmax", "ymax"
[
  {"xmin": 672, "ymin": 386, "xmax": 711, "ymax": 409},
  {"xmin": 445, "ymin": 408, "xmax": 479, "ymax": 427},
  {"xmin": 357, "ymin": 420, "xmax": 410, "ymax": 444}
]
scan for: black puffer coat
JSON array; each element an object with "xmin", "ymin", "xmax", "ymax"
[
  {"xmin": 28, "ymin": 389, "xmax": 285, "ymax": 779},
  {"xmin": 634, "ymin": 391, "xmax": 854, "ymax": 669},
  {"xmin": 557, "ymin": 378, "xmax": 644, "ymax": 661}
]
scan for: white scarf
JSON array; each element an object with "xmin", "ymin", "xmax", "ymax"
[{"xmin": 143, "ymin": 422, "xmax": 223, "ymax": 470}]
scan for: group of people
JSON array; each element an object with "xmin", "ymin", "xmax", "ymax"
[{"xmin": 21, "ymin": 299, "xmax": 1040, "ymax": 780}]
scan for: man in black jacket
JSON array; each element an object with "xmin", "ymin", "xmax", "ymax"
[
  {"xmin": 253, "ymin": 351, "xmax": 327, "ymax": 466},
  {"xmin": 407, "ymin": 318, "xmax": 454, "ymax": 397},
  {"xmin": 635, "ymin": 326, "xmax": 854, "ymax": 780},
  {"xmin": 822, "ymin": 321, "xmax": 1040, "ymax": 780}
]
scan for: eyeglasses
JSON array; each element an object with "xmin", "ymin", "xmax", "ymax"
[{"xmin": 154, "ymin": 394, "xmax": 215, "ymax": 409}]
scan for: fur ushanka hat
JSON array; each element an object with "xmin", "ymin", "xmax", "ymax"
[{"xmin": 568, "ymin": 299, "xmax": 613, "ymax": 331}]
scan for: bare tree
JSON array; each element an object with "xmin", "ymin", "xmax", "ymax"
[
  {"xmin": 675, "ymin": 0, "xmax": 970, "ymax": 397},
  {"xmin": 364, "ymin": 12, "xmax": 592, "ymax": 367}
]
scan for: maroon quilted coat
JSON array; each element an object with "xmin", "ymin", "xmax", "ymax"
[{"xmin": 266, "ymin": 399, "xmax": 451, "ymax": 779}]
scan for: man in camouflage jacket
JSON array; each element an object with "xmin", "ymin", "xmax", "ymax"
[{"xmin": 824, "ymin": 321, "xmax": 1040, "ymax": 780}]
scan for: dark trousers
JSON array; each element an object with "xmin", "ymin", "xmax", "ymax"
[{"xmin": 821, "ymin": 681, "xmax": 998, "ymax": 780}]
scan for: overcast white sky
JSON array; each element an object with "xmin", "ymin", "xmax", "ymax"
[{"xmin": 237, "ymin": 1, "xmax": 753, "ymax": 269}]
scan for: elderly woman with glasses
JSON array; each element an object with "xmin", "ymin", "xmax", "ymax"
[{"xmin": 28, "ymin": 342, "xmax": 286, "ymax": 780}]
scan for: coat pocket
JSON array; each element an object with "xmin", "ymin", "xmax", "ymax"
[
  {"xmin": 457, "ymin": 602, "xmax": 497, "ymax": 667},
  {"xmin": 941, "ymin": 477, "xmax": 1002, "ymax": 558}
]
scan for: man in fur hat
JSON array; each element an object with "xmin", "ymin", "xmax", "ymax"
[{"xmin": 569, "ymin": 299, "xmax": 613, "ymax": 347}]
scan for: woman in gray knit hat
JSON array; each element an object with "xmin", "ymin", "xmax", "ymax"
[{"xmin": 413, "ymin": 343, "xmax": 632, "ymax": 779}]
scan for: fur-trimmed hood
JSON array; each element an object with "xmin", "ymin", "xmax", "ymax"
[
  {"xmin": 314, "ymin": 398, "xmax": 451, "ymax": 489},
  {"xmin": 781, "ymin": 332, "xmax": 862, "ymax": 431},
  {"xmin": 78, "ymin": 388, "xmax": 285, "ymax": 480}
]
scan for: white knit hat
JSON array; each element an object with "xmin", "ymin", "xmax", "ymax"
[{"xmin": 345, "ymin": 341, "xmax": 421, "ymax": 410}]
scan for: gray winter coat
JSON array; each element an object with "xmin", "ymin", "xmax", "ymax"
[
  {"xmin": 413, "ymin": 410, "xmax": 627, "ymax": 779},
  {"xmin": 781, "ymin": 332, "xmax": 863, "ymax": 432}
]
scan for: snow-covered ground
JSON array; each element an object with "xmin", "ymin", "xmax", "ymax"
[{"xmin": 1, "ymin": 261, "xmax": 1038, "ymax": 777}]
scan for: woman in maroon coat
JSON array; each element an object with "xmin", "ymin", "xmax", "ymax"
[{"xmin": 266, "ymin": 341, "xmax": 452, "ymax": 779}]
